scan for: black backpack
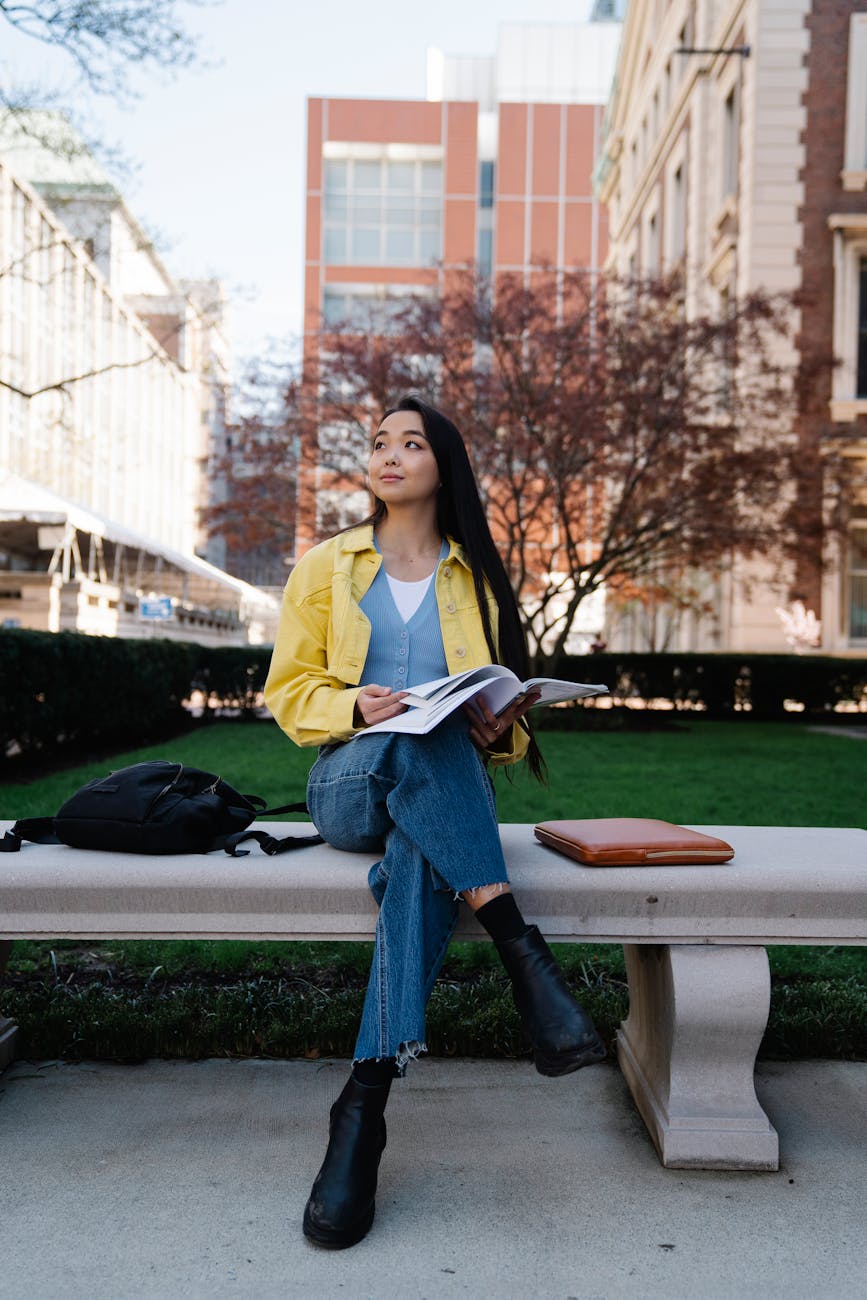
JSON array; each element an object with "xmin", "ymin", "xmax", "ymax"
[{"xmin": 0, "ymin": 760, "xmax": 323, "ymax": 857}]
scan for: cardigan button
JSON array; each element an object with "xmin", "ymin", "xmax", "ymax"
[
  {"xmin": 455, "ymin": 646, "xmax": 466, "ymax": 657},
  {"xmin": 447, "ymin": 602, "xmax": 456, "ymax": 613},
  {"xmin": 443, "ymin": 566, "xmax": 452, "ymax": 578}
]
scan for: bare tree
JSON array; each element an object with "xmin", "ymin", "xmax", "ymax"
[
  {"xmin": 212, "ymin": 270, "xmax": 812, "ymax": 664},
  {"xmin": 201, "ymin": 359, "xmax": 305, "ymax": 581},
  {"xmin": 0, "ymin": 0, "xmax": 206, "ymax": 99}
]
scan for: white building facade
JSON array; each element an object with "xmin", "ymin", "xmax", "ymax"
[{"xmin": 0, "ymin": 118, "xmax": 272, "ymax": 643}]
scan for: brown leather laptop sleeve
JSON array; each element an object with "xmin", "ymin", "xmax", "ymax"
[{"xmin": 534, "ymin": 818, "xmax": 735, "ymax": 866}]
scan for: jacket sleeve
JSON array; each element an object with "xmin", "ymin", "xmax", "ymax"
[
  {"xmin": 485, "ymin": 717, "xmax": 530, "ymax": 768},
  {"xmin": 476, "ymin": 593, "xmax": 530, "ymax": 770},
  {"xmin": 263, "ymin": 574, "xmax": 364, "ymax": 748}
]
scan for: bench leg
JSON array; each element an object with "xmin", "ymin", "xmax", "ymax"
[
  {"xmin": 617, "ymin": 944, "xmax": 778, "ymax": 1171},
  {"xmin": 0, "ymin": 940, "xmax": 19, "ymax": 1071}
]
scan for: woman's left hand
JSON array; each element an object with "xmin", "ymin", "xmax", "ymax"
[{"xmin": 461, "ymin": 689, "xmax": 542, "ymax": 750}]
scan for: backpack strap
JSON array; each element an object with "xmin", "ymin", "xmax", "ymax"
[
  {"xmin": 0, "ymin": 818, "xmax": 61, "ymax": 853},
  {"xmin": 254, "ymin": 800, "xmax": 311, "ymax": 818},
  {"xmin": 222, "ymin": 827, "xmax": 325, "ymax": 857}
]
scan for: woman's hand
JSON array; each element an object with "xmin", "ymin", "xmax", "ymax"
[
  {"xmin": 461, "ymin": 689, "xmax": 541, "ymax": 750},
  {"xmin": 353, "ymin": 684, "xmax": 409, "ymax": 728}
]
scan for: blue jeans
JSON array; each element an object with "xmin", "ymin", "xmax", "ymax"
[{"xmin": 306, "ymin": 720, "xmax": 509, "ymax": 1074}]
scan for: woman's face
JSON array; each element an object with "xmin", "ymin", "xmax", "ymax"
[{"xmin": 369, "ymin": 410, "xmax": 441, "ymax": 508}]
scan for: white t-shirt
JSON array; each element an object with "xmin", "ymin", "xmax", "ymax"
[{"xmin": 385, "ymin": 571, "xmax": 434, "ymax": 623}]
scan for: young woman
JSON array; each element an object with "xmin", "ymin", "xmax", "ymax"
[{"xmin": 264, "ymin": 395, "xmax": 604, "ymax": 1250}]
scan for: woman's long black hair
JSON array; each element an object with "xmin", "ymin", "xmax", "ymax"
[{"xmin": 363, "ymin": 394, "xmax": 545, "ymax": 782}]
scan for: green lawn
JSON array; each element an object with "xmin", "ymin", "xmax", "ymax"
[
  {"xmin": 2, "ymin": 716, "xmax": 865, "ymax": 828},
  {"xmin": 2, "ymin": 718, "xmax": 865, "ymax": 1061}
]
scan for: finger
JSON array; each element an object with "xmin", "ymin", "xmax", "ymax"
[
  {"xmin": 375, "ymin": 701, "xmax": 408, "ymax": 719},
  {"xmin": 461, "ymin": 700, "xmax": 484, "ymax": 722},
  {"xmin": 370, "ymin": 694, "xmax": 408, "ymax": 720}
]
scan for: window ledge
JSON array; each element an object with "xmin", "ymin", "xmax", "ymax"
[
  {"xmin": 841, "ymin": 169, "xmax": 867, "ymax": 192},
  {"xmin": 830, "ymin": 398, "xmax": 867, "ymax": 422},
  {"xmin": 711, "ymin": 194, "xmax": 738, "ymax": 241}
]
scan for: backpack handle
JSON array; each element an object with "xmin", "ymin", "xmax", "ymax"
[
  {"xmin": 0, "ymin": 818, "xmax": 60, "ymax": 852},
  {"xmin": 223, "ymin": 828, "xmax": 324, "ymax": 857}
]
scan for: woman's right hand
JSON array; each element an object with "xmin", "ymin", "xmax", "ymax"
[{"xmin": 353, "ymin": 684, "xmax": 409, "ymax": 728}]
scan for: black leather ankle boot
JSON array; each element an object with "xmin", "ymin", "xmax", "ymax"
[
  {"xmin": 302, "ymin": 1075, "xmax": 390, "ymax": 1249},
  {"xmin": 495, "ymin": 925, "xmax": 606, "ymax": 1076}
]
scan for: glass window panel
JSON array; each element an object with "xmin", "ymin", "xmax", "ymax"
[
  {"xmin": 477, "ymin": 227, "xmax": 493, "ymax": 277},
  {"xmin": 384, "ymin": 199, "xmax": 415, "ymax": 223},
  {"xmin": 479, "ymin": 160, "xmax": 495, "ymax": 208},
  {"xmin": 323, "ymin": 292, "xmax": 348, "ymax": 326},
  {"xmin": 324, "ymin": 227, "xmax": 347, "ymax": 263},
  {"xmin": 420, "ymin": 162, "xmax": 442, "ymax": 193},
  {"xmin": 419, "ymin": 197, "xmax": 442, "ymax": 226},
  {"xmin": 324, "ymin": 161, "xmax": 347, "ymax": 192},
  {"xmin": 850, "ymin": 573, "xmax": 867, "ymax": 638},
  {"xmin": 857, "ymin": 259, "xmax": 867, "ymax": 399},
  {"xmin": 354, "ymin": 160, "xmax": 381, "ymax": 190},
  {"xmin": 379, "ymin": 296, "xmax": 406, "ymax": 328},
  {"xmin": 385, "ymin": 229, "xmax": 415, "ymax": 262},
  {"xmin": 324, "ymin": 192, "xmax": 348, "ymax": 219},
  {"xmin": 352, "ymin": 227, "xmax": 380, "ymax": 261},
  {"xmin": 419, "ymin": 229, "xmax": 442, "ymax": 263},
  {"xmin": 352, "ymin": 198, "xmax": 381, "ymax": 222},
  {"xmin": 851, "ymin": 527, "xmax": 867, "ymax": 568},
  {"xmin": 387, "ymin": 162, "xmax": 415, "ymax": 191}
]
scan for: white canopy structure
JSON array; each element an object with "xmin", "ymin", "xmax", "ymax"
[{"xmin": 0, "ymin": 475, "xmax": 278, "ymax": 646}]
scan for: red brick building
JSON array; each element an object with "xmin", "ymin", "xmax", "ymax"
[{"xmin": 297, "ymin": 20, "xmax": 621, "ymax": 556}]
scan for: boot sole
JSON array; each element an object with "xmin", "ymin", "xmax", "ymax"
[
  {"xmin": 534, "ymin": 1038, "xmax": 607, "ymax": 1077},
  {"xmin": 303, "ymin": 1200, "xmax": 375, "ymax": 1250}
]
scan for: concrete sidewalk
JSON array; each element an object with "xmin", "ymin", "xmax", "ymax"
[{"xmin": 1, "ymin": 1056, "xmax": 864, "ymax": 1299}]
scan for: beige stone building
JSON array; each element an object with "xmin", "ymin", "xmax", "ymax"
[{"xmin": 596, "ymin": 0, "xmax": 867, "ymax": 654}]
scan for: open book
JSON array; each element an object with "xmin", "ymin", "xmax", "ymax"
[{"xmin": 358, "ymin": 664, "xmax": 609, "ymax": 737}]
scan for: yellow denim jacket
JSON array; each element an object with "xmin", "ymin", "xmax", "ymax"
[{"xmin": 264, "ymin": 524, "xmax": 529, "ymax": 767}]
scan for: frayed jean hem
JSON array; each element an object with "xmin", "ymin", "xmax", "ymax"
[{"xmin": 353, "ymin": 1040, "xmax": 426, "ymax": 1078}]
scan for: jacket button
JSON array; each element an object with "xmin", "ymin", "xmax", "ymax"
[
  {"xmin": 455, "ymin": 646, "xmax": 466, "ymax": 657},
  {"xmin": 447, "ymin": 602, "xmax": 456, "ymax": 613},
  {"xmin": 443, "ymin": 566, "xmax": 452, "ymax": 578}
]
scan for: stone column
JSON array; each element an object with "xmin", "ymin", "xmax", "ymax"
[{"xmin": 617, "ymin": 943, "xmax": 779, "ymax": 1170}]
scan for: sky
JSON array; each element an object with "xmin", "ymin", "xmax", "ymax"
[{"xmin": 1, "ymin": 0, "xmax": 596, "ymax": 374}]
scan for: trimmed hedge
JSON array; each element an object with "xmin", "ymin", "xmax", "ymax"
[
  {"xmin": 547, "ymin": 652, "xmax": 867, "ymax": 720},
  {"xmin": 2, "ymin": 630, "xmax": 866, "ymax": 764},
  {"xmin": 0, "ymin": 630, "xmax": 199, "ymax": 761},
  {"xmin": 190, "ymin": 645, "xmax": 274, "ymax": 718}
]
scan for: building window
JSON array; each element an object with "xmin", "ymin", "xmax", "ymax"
[
  {"xmin": 722, "ymin": 87, "xmax": 739, "ymax": 202},
  {"xmin": 322, "ymin": 282, "xmax": 429, "ymax": 333},
  {"xmin": 477, "ymin": 226, "xmax": 493, "ymax": 278},
  {"xmin": 668, "ymin": 161, "xmax": 686, "ymax": 263},
  {"xmin": 644, "ymin": 210, "xmax": 660, "ymax": 275},
  {"xmin": 849, "ymin": 520, "xmax": 867, "ymax": 640},
  {"xmin": 828, "ymin": 221, "xmax": 867, "ymax": 417},
  {"xmin": 323, "ymin": 157, "xmax": 443, "ymax": 267},
  {"xmin": 858, "ymin": 257, "xmax": 867, "ymax": 398},
  {"xmin": 479, "ymin": 160, "xmax": 495, "ymax": 209},
  {"xmin": 843, "ymin": 14, "xmax": 867, "ymax": 190}
]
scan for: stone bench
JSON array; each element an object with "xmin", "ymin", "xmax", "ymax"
[{"xmin": 1, "ymin": 821, "xmax": 865, "ymax": 1172}]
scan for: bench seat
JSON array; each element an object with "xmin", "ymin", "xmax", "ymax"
[{"xmin": 2, "ymin": 821, "xmax": 865, "ymax": 1172}]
